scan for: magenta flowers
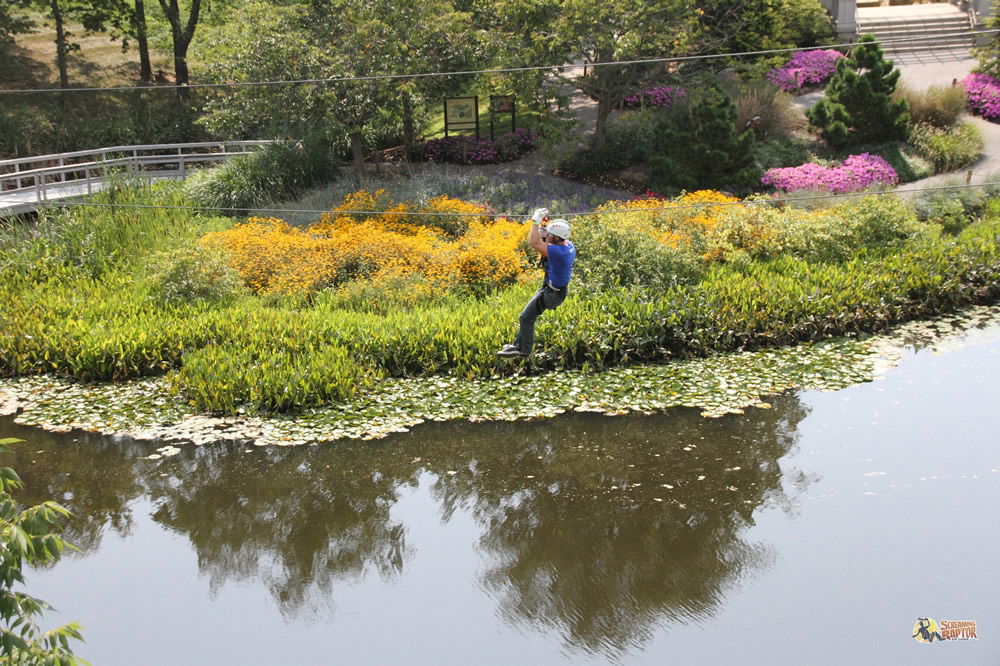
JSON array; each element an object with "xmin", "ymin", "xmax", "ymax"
[
  {"xmin": 761, "ymin": 153, "xmax": 899, "ymax": 193},
  {"xmin": 622, "ymin": 86, "xmax": 687, "ymax": 109},
  {"xmin": 421, "ymin": 128, "xmax": 535, "ymax": 165},
  {"xmin": 961, "ymin": 73, "xmax": 1000, "ymax": 121},
  {"xmin": 767, "ymin": 50, "xmax": 845, "ymax": 93}
]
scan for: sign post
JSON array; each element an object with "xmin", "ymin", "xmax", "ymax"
[
  {"xmin": 444, "ymin": 97, "xmax": 480, "ymax": 139},
  {"xmin": 489, "ymin": 95, "xmax": 516, "ymax": 140}
]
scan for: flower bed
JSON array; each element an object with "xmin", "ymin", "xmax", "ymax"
[
  {"xmin": 767, "ymin": 49, "xmax": 844, "ymax": 93},
  {"xmin": 420, "ymin": 128, "xmax": 535, "ymax": 165},
  {"xmin": 622, "ymin": 86, "xmax": 687, "ymax": 109},
  {"xmin": 761, "ymin": 153, "xmax": 899, "ymax": 193},
  {"xmin": 961, "ymin": 73, "xmax": 1000, "ymax": 121}
]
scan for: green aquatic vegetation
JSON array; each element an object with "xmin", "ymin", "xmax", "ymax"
[{"xmin": 7, "ymin": 304, "xmax": 998, "ymax": 445}]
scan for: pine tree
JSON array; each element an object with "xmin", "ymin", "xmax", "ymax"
[
  {"xmin": 807, "ymin": 35, "xmax": 909, "ymax": 149},
  {"xmin": 650, "ymin": 86, "xmax": 758, "ymax": 192}
]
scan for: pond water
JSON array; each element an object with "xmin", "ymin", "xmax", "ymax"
[{"xmin": 3, "ymin": 321, "xmax": 998, "ymax": 664}]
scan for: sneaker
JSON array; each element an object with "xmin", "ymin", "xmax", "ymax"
[{"xmin": 497, "ymin": 345, "xmax": 528, "ymax": 357}]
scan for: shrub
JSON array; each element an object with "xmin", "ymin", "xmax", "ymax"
[
  {"xmin": 909, "ymin": 121, "xmax": 984, "ymax": 172},
  {"xmin": 910, "ymin": 175, "xmax": 999, "ymax": 226},
  {"xmin": 648, "ymin": 87, "xmax": 759, "ymax": 193},
  {"xmin": 761, "ymin": 153, "xmax": 898, "ymax": 193},
  {"xmin": 767, "ymin": 49, "xmax": 844, "ymax": 92},
  {"xmin": 170, "ymin": 343, "xmax": 372, "ymax": 413},
  {"xmin": 622, "ymin": 86, "xmax": 687, "ymax": 109},
  {"xmin": 202, "ymin": 192, "xmax": 529, "ymax": 295},
  {"xmin": 779, "ymin": 0, "xmax": 836, "ymax": 47},
  {"xmin": 420, "ymin": 128, "xmax": 535, "ymax": 164},
  {"xmin": 752, "ymin": 136, "xmax": 815, "ymax": 171},
  {"xmin": 807, "ymin": 36, "xmax": 909, "ymax": 149},
  {"xmin": 929, "ymin": 198, "xmax": 972, "ymax": 235},
  {"xmin": 894, "ymin": 82, "xmax": 966, "ymax": 129},
  {"xmin": 961, "ymin": 73, "xmax": 1000, "ymax": 120},
  {"xmin": 184, "ymin": 140, "xmax": 338, "ymax": 213},
  {"xmin": 570, "ymin": 218, "xmax": 705, "ymax": 293},
  {"xmin": 146, "ymin": 245, "xmax": 246, "ymax": 304}
]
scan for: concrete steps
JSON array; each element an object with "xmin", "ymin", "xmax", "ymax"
[{"xmin": 857, "ymin": 8, "xmax": 974, "ymax": 55}]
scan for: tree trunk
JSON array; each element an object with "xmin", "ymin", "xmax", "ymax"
[
  {"xmin": 401, "ymin": 92, "xmax": 415, "ymax": 157},
  {"xmin": 134, "ymin": 0, "xmax": 152, "ymax": 83},
  {"xmin": 350, "ymin": 130, "xmax": 365, "ymax": 182},
  {"xmin": 158, "ymin": 0, "xmax": 202, "ymax": 100},
  {"xmin": 51, "ymin": 0, "xmax": 69, "ymax": 89},
  {"xmin": 593, "ymin": 95, "xmax": 613, "ymax": 147}
]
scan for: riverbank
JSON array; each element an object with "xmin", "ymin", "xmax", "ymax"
[{"xmin": 3, "ymin": 305, "xmax": 999, "ymax": 447}]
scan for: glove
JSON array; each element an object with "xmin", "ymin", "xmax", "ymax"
[{"xmin": 531, "ymin": 208, "xmax": 549, "ymax": 225}]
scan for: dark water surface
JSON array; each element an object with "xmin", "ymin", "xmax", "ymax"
[{"xmin": 3, "ymin": 328, "xmax": 999, "ymax": 665}]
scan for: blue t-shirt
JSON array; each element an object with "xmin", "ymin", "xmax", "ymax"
[{"xmin": 546, "ymin": 242, "xmax": 575, "ymax": 289}]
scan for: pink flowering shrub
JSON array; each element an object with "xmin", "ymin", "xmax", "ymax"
[
  {"xmin": 623, "ymin": 86, "xmax": 688, "ymax": 109},
  {"xmin": 961, "ymin": 73, "xmax": 1000, "ymax": 120},
  {"xmin": 761, "ymin": 153, "xmax": 899, "ymax": 193},
  {"xmin": 767, "ymin": 50, "xmax": 844, "ymax": 93}
]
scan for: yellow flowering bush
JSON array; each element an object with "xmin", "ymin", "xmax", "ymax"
[
  {"xmin": 594, "ymin": 190, "xmax": 745, "ymax": 256},
  {"xmin": 201, "ymin": 191, "xmax": 531, "ymax": 296}
]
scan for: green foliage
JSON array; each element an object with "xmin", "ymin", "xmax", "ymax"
[
  {"xmin": 779, "ymin": 0, "xmax": 836, "ymax": 46},
  {"xmin": 570, "ymin": 217, "xmax": 705, "ymax": 292},
  {"xmin": 648, "ymin": 88, "xmax": 760, "ymax": 193},
  {"xmin": 169, "ymin": 343, "xmax": 373, "ymax": 413},
  {"xmin": 807, "ymin": 36, "xmax": 910, "ymax": 149},
  {"xmin": 145, "ymin": 245, "xmax": 246, "ymax": 304},
  {"xmin": 908, "ymin": 121, "xmax": 984, "ymax": 173},
  {"xmin": 707, "ymin": 196, "xmax": 923, "ymax": 263},
  {"xmin": 894, "ymin": 83, "xmax": 966, "ymax": 129},
  {"xmin": 752, "ymin": 136, "xmax": 815, "ymax": 171},
  {"xmin": 0, "ymin": 182, "xmax": 227, "ymax": 280},
  {"xmin": 184, "ymin": 141, "xmax": 338, "ymax": 214},
  {"xmin": 0, "ymin": 438, "xmax": 86, "ymax": 665},
  {"xmin": 910, "ymin": 175, "xmax": 1000, "ymax": 231}
]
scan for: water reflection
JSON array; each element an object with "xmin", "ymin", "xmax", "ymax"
[{"xmin": 2, "ymin": 392, "xmax": 809, "ymax": 655}]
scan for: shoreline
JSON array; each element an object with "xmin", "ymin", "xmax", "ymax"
[{"xmin": 3, "ymin": 305, "xmax": 999, "ymax": 449}]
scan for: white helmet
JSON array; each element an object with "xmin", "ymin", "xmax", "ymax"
[{"xmin": 545, "ymin": 218, "xmax": 571, "ymax": 240}]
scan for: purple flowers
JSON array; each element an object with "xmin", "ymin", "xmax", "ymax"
[
  {"xmin": 421, "ymin": 128, "xmax": 535, "ymax": 165},
  {"xmin": 767, "ymin": 50, "xmax": 845, "ymax": 93},
  {"xmin": 622, "ymin": 86, "xmax": 687, "ymax": 109},
  {"xmin": 961, "ymin": 73, "xmax": 1000, "ymax": 121},
  {"xmin": 761, "ymin": 153, "xmax": 899, "ymax": 193}
]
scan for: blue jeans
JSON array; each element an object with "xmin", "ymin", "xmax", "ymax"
[{"xmin": 512, "ymin": 284, "xmax": 566, "ymax": 354}]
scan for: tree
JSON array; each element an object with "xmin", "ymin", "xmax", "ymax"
[
  {"xmin": 0, "ymin": 439, "xmax": 85, "ymax": 664},
  {"xmin": 157, "ymin": 0, "xmax": 202, "ymax": 98},
  {"xmin": 338, "ymin": 0, "xmax": 476, "ymax": 156},
  {"xmin": 807, "ymin": 35, "xmax": 909, "ymax": 150},
  {"xmin": 553, "ymin": 0, "xmax": 700, "ymax": 146},
  {"xmin": 80, "ymin": 0, "xmax": 154, "ymax": 82},
  {"xmin": 648, "ymin": 86, "xmax": 758, "ymax": 193}
]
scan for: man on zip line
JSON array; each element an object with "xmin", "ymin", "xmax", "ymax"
[{"xmin": 497, "ymin": 207, "xmax": 575, "ymax": 358}]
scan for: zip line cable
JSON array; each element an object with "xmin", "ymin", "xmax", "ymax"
[
  {"xmin": 0, "ymin": 29, "xmax": 995, "ymax": 96},
  {"xmin": 3, "ymin": 180, "xmax": 998, "ymax": 220}
]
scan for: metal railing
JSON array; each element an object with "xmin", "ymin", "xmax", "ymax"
[{"xmin": 0, "ymin": 140, "xmax": 279, "ymax": 212}]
